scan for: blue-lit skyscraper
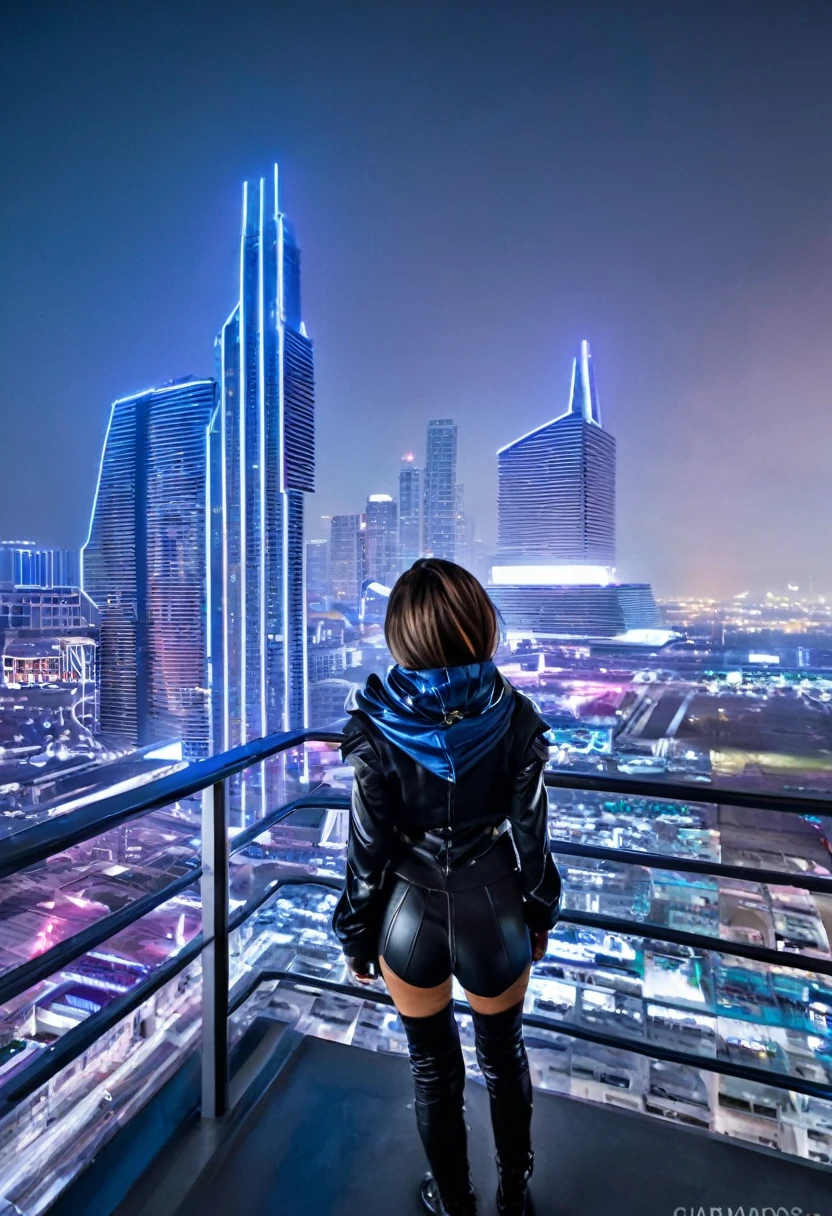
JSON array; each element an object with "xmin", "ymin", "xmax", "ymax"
[
  {"xmin": 306, "ymin": 538, "xmax": 329, "ymax": 604},
  {"xmin": 208, "ymin": 167, "xmax": 314, "ymax": 755},
  {"xmin": 365, "ymin": 494, "xmax": 399, "ymax": 587},
  {"xmin": 496, "ymin": 340, "xmax": 615, "ymax": 578},
  {"xmin": 490, "ymin": 342, "xmax": 658, "ymax": 638},
  {"xmin": 82, "ymin": 378, "xmax": 216, "ymax": 753},
  {"xmin": 398, "ymin": 454, "xmax": 422, "ymax": 570},
  {"xmin": 424, "ymin": 419, "xmax": 457, "ymax": 560},
  {"xmin": 329, "ymin": 514, "xmax": 364, "ymax": 614}
]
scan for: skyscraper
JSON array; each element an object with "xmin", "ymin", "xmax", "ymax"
[
  {"xmin": 329, "ymin": 514, "xmax": 365, "ymax": 613},
  {"xmin": 398, "ymin": 454, "xmax": 422, "ymax": 571},
  {"xmin": 490, "ymin": 342, "xmax": 658, "ymax": 639},
  {"xmin": 454, "ymin": 483, "xmax": 475, "ymax": 571},
  {"xmin": 496, "ymin": 340, "xmax": 615, "ymax": 580},
  {"xmin": 306, "ymin": 538, "xmax": 329, "ymax": 604},
  {"xmin": 208, "ymin": 167, "xmax": 315, "ymax": 754},
  {"xmin": 82, "ymin": 378, "xmax": 216, "ymax": 754},
  {"xmin": 365, "ymin": 494, "xmax": 399, "ymax": 587},
  {"xmin": 424, "ymin": 419, "xmax": 457, "ymax": 560}
]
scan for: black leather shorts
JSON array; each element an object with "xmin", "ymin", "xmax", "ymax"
[{"xmin": 377, "ymin": 836, "xmax": 533, "ymax": 999}]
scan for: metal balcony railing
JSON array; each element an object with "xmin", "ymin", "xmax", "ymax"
[{"xmin": 0, "ymin": 726, "xmax": 830, "ymax": 1197}]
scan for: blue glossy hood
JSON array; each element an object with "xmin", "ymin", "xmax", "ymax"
[{"xmin": 349, "ymin": 660, "xmax": 514, "ymax": 782}]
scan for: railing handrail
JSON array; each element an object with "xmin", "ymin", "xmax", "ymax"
[
  {"xmin": 0, "ymin": 868, "xmax": 203, "ymax": 1011},
  {"xmin": 2, "ymin": 722, "xmax": 829, "ymax": 885},
  {"xmin": 550, "ymin": 836, "xmax": 832, "ymax": 895},
  {"xmin": 226, "ymin": 966, "xmax": 832, "ymax": 1104},
  {"xmin": 2, "ymin": 726, "xmax": 832, "ymax": 1158},
  {"xmin": 4, "ymin": 742, "xmax": 830, "ymax": 1031},
  {"xmin": 0, "ymin": 727, "xmax": 344, "ymax": 881},
  {"xmin": 2, "ymin": 727, "xmax": 830, "ymax": 885},
  {"xmin": 0, "ymin": 874, "xmax": 341, "ymax": 1116},
  {"xmin": 4, "ymin": 865, "xmax": 830, "ymax": 1123},
  {"xmin": 543, "ymin": 767, "xmax": 832, "ymax": 816}
]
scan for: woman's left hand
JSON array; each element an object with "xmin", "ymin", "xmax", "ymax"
[
  {"xmin": 347, "ymin": 956, "xmax": 378, "ymax": 984},
  {"xmin": 530, "ymin": 929, "xmax": 549, "ymax": 962}
]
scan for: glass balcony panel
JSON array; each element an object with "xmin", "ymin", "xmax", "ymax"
[
  {"xmin": 0, "ymin": 794, "xmax": 203, "ymax": 982},
  {"xmin": 0, "ymin": 958, "xmax": 202, "ymax": 1215}
]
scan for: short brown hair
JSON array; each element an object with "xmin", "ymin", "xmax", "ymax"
[{"xmin": 385, "ymin": 559, "xmax": 500, "ymax": 670}]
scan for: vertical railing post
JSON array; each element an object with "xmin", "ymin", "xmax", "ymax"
[{"xmin": 201, "ymin": 777, "xmax": 230, "ymax": 1118}]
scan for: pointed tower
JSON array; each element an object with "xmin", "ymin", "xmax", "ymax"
[
  {"xmin": 495, "ymin": 340, "xmax": 615, "ymax": 578},
  {"xmin": 490, "ymin": 341, "xmax": 659, "ymax": 639},
  {"xmin": 568, "ymin": 338, "xmax": 602, "ymax": 424},
  {"xmin": 208, "ymin": 167, "xmax": 315, "ymax": 768}
]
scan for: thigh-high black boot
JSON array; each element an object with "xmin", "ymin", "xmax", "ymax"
[
  {"xmin": 399, "ymin": 1003, "xmax": 477, "ymax": 1216},
  {"xmin": 471, "ymin": 1001, "xmax": 534, "ymax": 1216}
]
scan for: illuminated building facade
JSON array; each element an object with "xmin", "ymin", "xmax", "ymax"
[
  {"xmin": 424, "ymin": 419, "xmax": 457, "ymax": 560},
  {"xmin": 490, "ymin": 341, "xmax": 658, "ymax": 639},
  {"xmin": 365, "ymin": 494, "xmax": 399, "ymax": 587},
  {"xmin": 0, "ymin": 584, "xmax": 99, "ymax": 733},
  {"xmin": 496, "ymin": 340, "xmax": 615, "ymax": 580},
  {"xmin": 308, "ymin": 677, "xmax": 352, "ymax": 728},
  {"xmin": 491, "ymin": 583, "xmax": 659, "ymax": 639},
  {"xmin": 329, "ymin": 514, "xmax": 365, "ymax": 613},
  {"xmin": 0, "ymin": 542, "xmax": 80, "ymax": 588},
  {"xmin": 454, "ymin": 483, "xmax": 474, "ymax": 571},
  {"xmin": 82, "ymin": 378, "xmax": 216, "ymax": 754},
  {"xmin": 0, "ymin": 585, "xmax": 98, "ymax": 635},
  {"xmin": 398, "ymin": 455, "xmax": 421, "ymax": 571},
  {"xmin": 306, "ymin": 538, "xmax": 329, "ymax": 604},
  {"xmin": 208, "ymin": 167, "xmax": 315, "ymax": 755}
]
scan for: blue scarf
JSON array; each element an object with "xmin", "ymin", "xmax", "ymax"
[{"xmin": 350, "ymin": 660, "xmax": 515, "ymax": 782}]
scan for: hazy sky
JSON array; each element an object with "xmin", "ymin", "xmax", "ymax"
[{"xmin": 2, "ymin": 0, "xmax": 832, "ymax": 597}]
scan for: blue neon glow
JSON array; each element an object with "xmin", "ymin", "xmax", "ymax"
[
  {"xmin": 239, "ymin": 178, "xmax": 248, "ymax": 761},
  {"xmin": 208, "ymin": 162, "xmax": 314, "ymax": 773},
  {"xmin": 81, "ymin": 401, "xmax": 116, "ymax": 590}
]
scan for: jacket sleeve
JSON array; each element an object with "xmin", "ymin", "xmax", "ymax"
[
  {"xmin": 509, "ymin": 730, "xmax": 562, "ymax": 932},
  {"xmin": 331, "ymin": 729, "xmax": 395, "ymax": 965}
]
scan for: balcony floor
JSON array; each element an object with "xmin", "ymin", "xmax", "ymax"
[{"xmin": 173, "ymin": 1035, "xmax": 831, "ymax": 1216}]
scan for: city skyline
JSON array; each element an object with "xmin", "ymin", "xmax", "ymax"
[{"xmin": 4, "ymin": 4, "xmax": 832, "ymax": 599}]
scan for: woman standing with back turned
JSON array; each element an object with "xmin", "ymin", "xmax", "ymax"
[{"xmin": 332, "ymin": 559, "xmax": 561, "ymax": 1216}]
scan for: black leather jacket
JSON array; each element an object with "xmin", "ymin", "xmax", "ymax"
[{"xmin": 332, "ymin": 690, "xmax": 562, "ymax": 966}]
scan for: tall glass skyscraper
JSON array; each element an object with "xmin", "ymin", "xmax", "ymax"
[
  {"xmin": 454, "ymin": 483, "xmax": 475, "ymax": 571},
  {"xmin": 306, "ymin": 538, "xmax": 329, "ymax": 603},
  {"xmin": 490, "ymin": 341, "xmax": 658, "ymax": 638},
  {"xmin": 82, "ymin": 378, "xmax": 216, "ymax": 754},
  {"xmin": 329, "ymin": 514, "xmax": 364, "ymax": 613},
  {"xmin": 208, "ymin": 167, "xmax": 315, "ymax": 754},
  {"xmin": 424, "ymin": 419, "xmax": 457, "ymax": 560},
  {"xmin": 365, "ymin": 494, "xmax": 399, "ymax": 587},
  {"xmin": 496, "ymin": 340, "xmax": 615, "ymax": 579},
  {"xmin": 398, "ymin": 454, "xmax": 422, "ymax": 571}
]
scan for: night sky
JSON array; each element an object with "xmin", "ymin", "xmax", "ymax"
[{"xmin": 2, "ymin": 0, "xmax": 832, "ymax": 597}]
